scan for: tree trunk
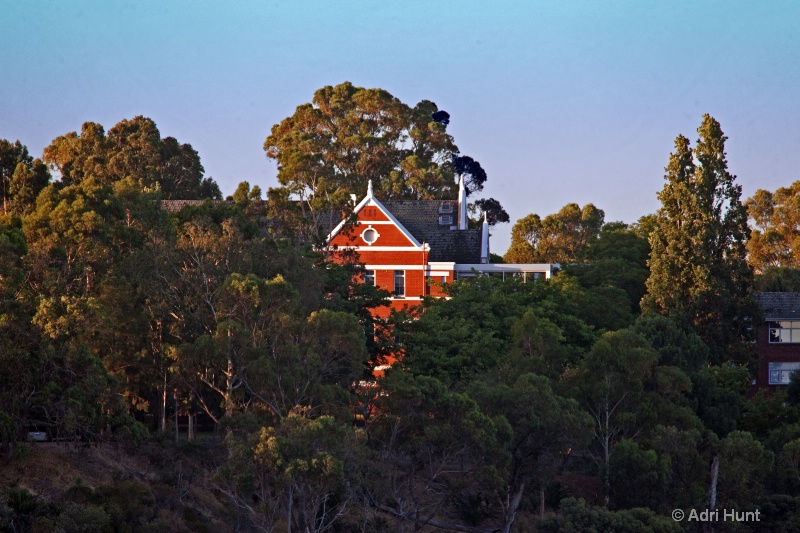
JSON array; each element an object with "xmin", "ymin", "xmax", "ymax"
[
  {"xmin": 603, "ymin": 390, "xmax": 611, "ymax": 508},
  {"xmin": 540, "ymin": 487, "xmax": 545, "ymax": 518},
  {"xmin": 160, "ymin": 370, "xmax": 167, "ymax": 432},
  {"xmin": 501, "ymin": 482, "xmax": 525, "ymax": 533},
  {"xmin": 174, "ymin": 389, "xmax": 179, "ymax": 444}
]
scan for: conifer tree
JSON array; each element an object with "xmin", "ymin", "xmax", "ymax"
[{"xmin": 642, "ymin": 115, "xmax": 753, "ymax": 363}]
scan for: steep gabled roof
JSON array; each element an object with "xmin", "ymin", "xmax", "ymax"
[
  {"xmin": 383, "ymin": 200, "xmax": 482, "ymax": 263},
  {"xmin": 323, "ymin": 181, "xmax": 482, "ymax": 263},
  {"xmin": 755, "ymin": 292, "xmax": 800, "ymax": 320},
  {"xmin": 326, "ymin": 181, "xmax": 422, "ymax": 248}
]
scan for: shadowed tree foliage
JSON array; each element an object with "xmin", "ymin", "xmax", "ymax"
[
  {"xmin": 468, "ymin": 374, "xmax": 592, "ymax": 532},
  {"xmin": 6, "ymin": 111, "xmax": 800, "ymax": 531},
  {"xmin": 565, "ymin": 329, "xmax": 658, "ymax": 505},
  {"xmin": 0, "ymin": 139, "xmax": 51, "ymax": 215},
  {"xmin": 641, "ymin": 115, "xmax": 754, "ymax": 364},
  {"xmin": 0, "ymin": 139, "xmax": 32, "ymax": 211},
  {"xmin": 398, "ymin": 274, "xmax": 595, "ymax": 388},
  {"xmin": 564, "ymin": 221, "xmax": 651, "ymax": 326},
  {"xmin": 755, "ymin": 266, "xmax": 800, "ymax": 292},
  {"xmin": 470, "ymin": 197, "xmax": 510, "ymax": 226},
  {"xmin": 453, "ymin": 154, "xmax": 488, "ymax": 195}
]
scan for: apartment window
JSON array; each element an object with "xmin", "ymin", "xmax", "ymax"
[
  {"xmin": 364, "ymin": 270, "xmax": 375, "ymax": 286},
  {"xmin": 769, "ymin": 362, "xmax": 800, "ymax": 385},
  {"xmin": 769, "ymin": 321, "xmax": 800, "ymax": 343},
  {"xmin": 393, "ymin": 270, "xmax": 405, "ymax": 297}
]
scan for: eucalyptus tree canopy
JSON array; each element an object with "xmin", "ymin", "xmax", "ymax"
[
  {"xmin": 0, "ymin": 139, "xmax": 50, "ymax": 214},
  {"xmin": 745, "ymin": 181, "xmax": 800, "ymax": 272},
  {"xmin": 504, "ymin": 202, "xmax": 605, "ymax": 264},
  {"xmin": 263, "ymin": 82, "xmax": 495, "ymax": 239},
  {"xmin": 43, "ymin": 116, "xmax": 220, "ymax": 199}
]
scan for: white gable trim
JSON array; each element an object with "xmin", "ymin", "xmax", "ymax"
[
  {"xmin": 331, "ymin": 245, "xmax": 426, "ymax": 252},
  {"xmin": 325, "ymin": 182, "xmax": 422, "ymax": 248}
]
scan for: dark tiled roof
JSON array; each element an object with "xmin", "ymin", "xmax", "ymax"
[
  {"xmin": 319, "ymin": 210, "xmax": 346, "ymax": 239},
  {"xmin": 755, "ymin": 292, "xmax": 800, "ymax": 320},
  {"xmin": 383, "ymin": 200, "xmax": 481, "ymax": 263}
]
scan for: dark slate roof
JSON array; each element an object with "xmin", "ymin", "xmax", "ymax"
[
  {"xmin": 319, "ymin": 210, "xmax": 347, "ymax": 239},
  {"xmin": 755, "ymin": 292, "xmax": 800, "ymax": 320},
  {"xmin": 383, "ymin": 200, "xmax": 482, "ymax": 263}
]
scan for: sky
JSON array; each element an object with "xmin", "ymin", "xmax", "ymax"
[{"xmin": 2, "ymin": 1, "xmax": 799, "ymax": 253}]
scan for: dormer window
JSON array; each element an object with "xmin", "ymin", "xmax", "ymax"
[
  {"xmin": 439, "ymin": 203, "xmax": 454, "ymax": 214},
  {"xmin": 361, "ymin": 226, "xmax": 380, "ymax": 245},
  {"xmin": 438, "ymin": 215, "xmax": 453, "ymax": 225}
]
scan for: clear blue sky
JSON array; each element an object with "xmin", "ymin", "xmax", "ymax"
[{"xmin": 2, "ymin": 1, "xmax": 799, "ymax": 253}]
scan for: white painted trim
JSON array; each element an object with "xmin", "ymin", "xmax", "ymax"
[
  {"xmin": 352, "ymin": 220, "xmax": 396, "ymax": 225},
  {"xmin": 331, "ymin": 246, "xmax": 426, "ymax": 252},
  {"xmin": 455, "ymin": 263, "xmax": 556, "ymax": 271},
  {"xmin": 425, "ymin": 271, "xmax": 449, "ymax": 276},
  {"xmin": 458, "ymin": 174, "xmax": 467, "ymax": 230},
  {"xmin": 454, "ymin": 263, "xmax": 557, "ymax": 279},
  {"xmin": 360, "ymin": 225, "xmax": 380, "ymax": 245},
  {"xmin": 389, "ymin": 296, "xmax": 423, "ymax": 301},
  {"xmin": 326, "ymin": 188, "xmax": 422, "ymax": 247},
  {"xmin": 366, "ymin": 265, "xmax": 425, "ymax": 270},
  {"xmin": 364, "ymin": 265, "xmax": 455, "ymax": 271}
]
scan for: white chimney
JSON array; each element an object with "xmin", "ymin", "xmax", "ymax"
[
  {"xmin": 480, "ymin": 211, "xmax": 489, "ymax": 263},
  {"xmin": 458, "ymin": 174, "xmax": 467, "ymax": 230}
]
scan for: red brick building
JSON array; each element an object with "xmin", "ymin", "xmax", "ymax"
[
  {"xmin": 755, "ymin": 292, "xmax": 800, "ymax": 390},
  {"xmin": 325, "ymin": 178, "xmax": 556, "ymax": 320}
]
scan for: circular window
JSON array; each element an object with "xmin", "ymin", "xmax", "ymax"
[{"xmin": 362, "ymin": 228, "xmax": 378, "ymax": 244}]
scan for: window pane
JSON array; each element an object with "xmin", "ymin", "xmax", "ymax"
[
  {"xmin": 769, "ymin": 362, "xmax": 800, "ymax": 385},
  {"xmin": 364, "ymin": 271, "xmax": 375, "ymax": 285},
  {"xmin": 394, "ymin": 270, "xmax": 405, "ymax": 297},
  {"xmin": 769, "ymin": 322, "xmax": 800, "ymax": 343},
  {"xmin": 363, "ymin": 228, "xmax": 377, "ymax": 243}
]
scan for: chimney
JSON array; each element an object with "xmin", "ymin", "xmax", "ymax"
[
  {"xmin": 458, "ymin": 174, "xmax": 467, "ymax": 230},
  {"xmin": 480, "ymin": 211, "xmax": 490, "ymax": 263}
]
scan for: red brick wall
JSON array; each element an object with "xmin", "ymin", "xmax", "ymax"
[
  {"xmin": 357, "ymin": 206, "xmax": 389, "ymax": 222},
  {"xmin": 370, "ymin": 269, "xmax": 427, "ymax": 298},
  {"xmin": 330, "ymin": 223, "xmax": 415, "ymax": 247},
  {"xmin": 357, "ymin": 250, "xmax": 426, "ymax": 265}
]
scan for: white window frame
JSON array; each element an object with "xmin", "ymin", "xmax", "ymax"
[
  {"xmin": 393, "ymin": 270, "xmax": 405, "ymax": 297},
  {"xmin": 360, "ymin": 226, "xmax": 380, "ymax": 245},
  {"xmin": 769, "ymin": 321, "xmax": 800, "ymax": 344},
  {"xmin": 769, "ymin": 362, "xmax": 800, "ymax": 385},
  {"xmin": 364, "ymin": 270, "xmax": 375, "ymax": 286}
]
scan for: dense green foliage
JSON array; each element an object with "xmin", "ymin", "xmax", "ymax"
[
  {"xmin": 642, "ymin": 115, "xmax": 755, "ymax": 364},
  {"xmin": 2, "ymin": 110, "xmax": 799, "ymax": 531},
  {"xmin": 263, "ymin": 81, "xmax": 502, "ymax": 244},
  {"xmin": 504, "ymin": 202, "xmax": 605, "ymax": 264}
]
